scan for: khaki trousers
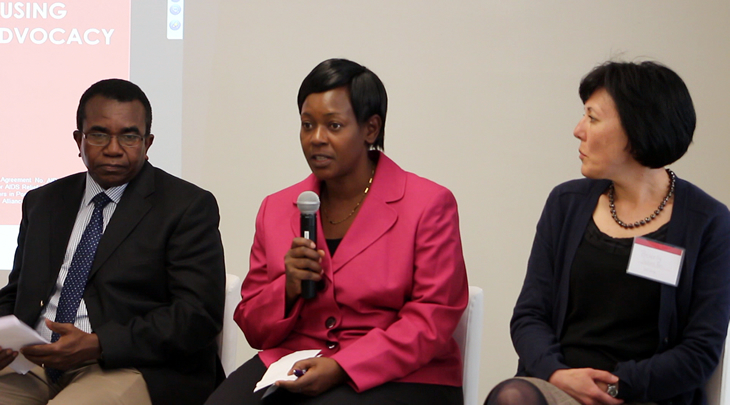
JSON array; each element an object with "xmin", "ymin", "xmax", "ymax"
[
  {"xmin": 518, "ymin": 377, "xmax": 657, "ymax": 405},
  {"xmin": 0, "ymin": 362, "xmax": 152, "ymax": 405}
]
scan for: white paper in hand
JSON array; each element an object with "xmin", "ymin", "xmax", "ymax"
[
  {"xmin": 0, "ymin": 315, "xmax": 50, "ymax": 374},
  {"xmin": 254, "ymin": 349, "xmax": 321, "ymax": 392}
]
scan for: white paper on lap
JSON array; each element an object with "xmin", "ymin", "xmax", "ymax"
[
  {"xmin": 0, "ymin": 315, "xmax": 50, "ymax": 374},
  {"xmin": 254, "ymin": 349, "xmax": 321, "ymax": 392}
]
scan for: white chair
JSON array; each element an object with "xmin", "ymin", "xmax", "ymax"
[
  {"xmin": 706, "ymin": 335, "xmax": 730, "ymax": 405},
  {"xmin": 217, "ymin": 273, "xmax": 242, "ymax": 376},
  {"xmin": 453, "ymin": 286, "xmax": 484, "ymax": 405}
]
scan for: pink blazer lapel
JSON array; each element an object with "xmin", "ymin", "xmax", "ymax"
[
  {"xmin": 330, "ymin": 196, "xmax": 396, "ymax": 272},
  {"xmin": 331, "ymin": 153, "xmax": 405, "ymax": 272},
  {"xmin": 288, "ymin": 153, "xmax": 406, "ymax": 274}
]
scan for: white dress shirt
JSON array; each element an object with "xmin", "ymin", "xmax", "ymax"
[{"xmin": 34, "ymin": 174, "xmax": 127, "ymax": 340}]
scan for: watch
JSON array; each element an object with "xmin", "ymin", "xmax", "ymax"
[{"xmin": 607, "ymin": 383, "xmax": 619, "ymax": 398}]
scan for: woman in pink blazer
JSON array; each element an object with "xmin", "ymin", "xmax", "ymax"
[{"xmin": 205, "ymin": 58, "xmax": 468, "ymax": 405}]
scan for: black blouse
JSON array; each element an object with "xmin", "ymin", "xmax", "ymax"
[
  {"xmin": 560, "ymin": 218, "xmax": 668, "ymax": 371},
  {"xmin": 326, "ymin": 238, "xmax": 343, "ymax": 257}
]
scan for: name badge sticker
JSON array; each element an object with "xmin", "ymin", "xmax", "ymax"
[{"xmin": 626, "ymin": 237, "xmax": 685, "ymax": 287}]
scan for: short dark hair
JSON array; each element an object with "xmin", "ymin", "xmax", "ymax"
[
  {"xmin": 76, "ymin": 79, "xmax": 153, "ymax": 135},
  {"xmin": 579, "ymin": 61, "xmax": 695, "ymax": 168},
  {"xmin": 298, "ymin": 58, "xmax": 388, "ymax": 150}
]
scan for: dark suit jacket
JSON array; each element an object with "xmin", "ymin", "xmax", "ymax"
[{"xmin": 0, "ymin": 162, "xmax": 226, "ymax": 405}]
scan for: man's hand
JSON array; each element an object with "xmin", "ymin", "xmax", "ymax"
[
  {"xmin": 549, "ymin": 368, "xmax": 624, "ymax": 405},
  {"xmin": 0, "ymin": 347, "xmax": 19, "ymax": 370},
  {"xmin": 275, "ymin": 357, "xmax": 347, "ymax": 396},
  {"xmin": 20, "ymin": 319, "xmax": 101, "ymax": 370}
]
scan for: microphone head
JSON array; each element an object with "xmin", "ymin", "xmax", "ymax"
[{"xmin": 297, "ymin": 191, "xmax": 320, "ymax": 215}]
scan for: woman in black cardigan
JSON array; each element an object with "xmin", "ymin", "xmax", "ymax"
[{"xmin": 487, "ymin": 61, "xmax": 730, "ymax": 405}]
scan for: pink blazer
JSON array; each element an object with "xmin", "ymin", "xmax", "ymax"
[{"xmin": 234, "ymin": 153, "xmax": 468, "ymax": 392}]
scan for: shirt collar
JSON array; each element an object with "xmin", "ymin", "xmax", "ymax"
[{"xmin": 83, "ymin": 173, "xmax": 127, "ymax": 207}]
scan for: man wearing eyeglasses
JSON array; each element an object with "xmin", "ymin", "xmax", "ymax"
[{"xmin": 0, "ymin": 79, "xmax": 226, "ymax": 405}]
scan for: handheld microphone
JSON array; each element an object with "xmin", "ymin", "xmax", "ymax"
[{"xmin": 297, "ymin": 191, "xmax": 320, "ymax": 299}]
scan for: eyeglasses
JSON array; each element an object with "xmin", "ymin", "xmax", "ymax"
[{"xmin": 81, "ymin": 132, "xmax": 146, "ymax": 147}]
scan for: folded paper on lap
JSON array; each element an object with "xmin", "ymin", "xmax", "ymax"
[
  {"xmin": 0, "ymin": 315, "xmax": 50, "ymax": 374},
  {"xmin": 254, "ymin": 349, "xmax": 321, "ymax": 392}
]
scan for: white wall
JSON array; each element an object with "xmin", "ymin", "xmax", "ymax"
[
  {"xmin": 181, "ymin": 1, "xmax": 730, "ymax": 400},
  {"xmin": 0, "ymin": 271, "xmax": 7, "ymax": 293}
]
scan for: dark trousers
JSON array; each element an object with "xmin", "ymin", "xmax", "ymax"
[{"xmin": 205, "ymin": 355, "xmax": 463, "ymax": 405}]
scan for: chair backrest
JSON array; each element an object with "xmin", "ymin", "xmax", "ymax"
[
  {"xmin": 217, "ymin": 273, "xmax": 242, "ymax": 376},
  {"xmin": 453, "ymin": 286, "xmax": 484, "ymax": 405},
  {"xmin": 706, "ymin": 335, "xmax": 730, "ymax": 405}
]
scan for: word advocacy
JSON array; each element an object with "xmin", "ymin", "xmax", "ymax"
[
  {"xmin": 0, "ymin": 27, "xmax": 114, "ymax": 44},
  {"xmin": 1, "ymin": 3, "xmax": 117, "ymax": 45}
]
